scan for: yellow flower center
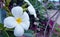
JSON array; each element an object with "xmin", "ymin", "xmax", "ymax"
[{"xmin": 16, "ymin": 18, "xmax": 22, "ymax": 24}]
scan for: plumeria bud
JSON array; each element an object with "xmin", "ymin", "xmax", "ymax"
[
  {"xmin": 24, "ymin": 0, "xmax": 37, "ymax": 18},
  {"xmin": 28, "ymin": 6, "xmax": 37, "ymax": 18}
]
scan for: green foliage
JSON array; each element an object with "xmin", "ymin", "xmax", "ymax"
[
  {"xmin": 55, "ymin": 24, "xmax": 60, "ymax": 32},
  {"xmin": 25, "ymin": 30, "xmax": 34, "ymax": 34},
  {"xmin": 0, "ymin": 23, "xmax": 14, "ymax": 37},
  {"xmin": 29, "ymin": 0, "xmax": 37, "ymax": 6},
  {"xmin": 24, "ymin": 30, "xmax": 34, "ymax": 37},
  {"xmin": 55, "ymin": 28, "xmax": 60, "ymax": 32},
  {"xmin": 5, "ymin": 0, "xmax": 11, "ymax": 6},
  {"xmin": 47, "ymin": 2, "xmax": 55, "ymax": 9},
  {"xmin": 2, "ymin": 30, "xmax": 9, "ymax": 37},
  {"xmin": 7, "ymin": 31, "xmax": 15, "ymax": 37},
  {"xmin": 2, "ymin": 30, "xmax": 15, "ymax": 37},
  {"xmin": 3, "ymin": 0, "xmax": 12, "ymax": 16},
  {"xmin": 43, "ymin": 0, "xmax": 48, "ymax": 3},
  {"xmin": 54, "ymin": 23, "xmax": 60, "ymax": 32},
  {"xmin": 0, "ymin": 23, "xmax": 4, "ymax": 30},
  {"xmin": 29, "ymin": 0, "xmax": 46, "ymax": 15}
]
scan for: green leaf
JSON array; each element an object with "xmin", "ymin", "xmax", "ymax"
[
  {"xmin": 5, "ymin": 0, "xmax": 11, "ymax": 6},
  {"xmin": 7, "ymin": 31, "xmax": 15, "ymax": 37},
  {"xmin": 24, "ymin": 33, "xmax": 34, "ymax": 37},
  {"xmin": 3, "ymin": 6, "xmax": 13, "ymax": 16},
  {"xmin": 5, "ymin": 28, "xmax": 14, "ymax": 31},
  {"xmin": 24, "ymin": 30, "xmax": 34, "ymax": 37},
  {"xmin": 29, "ymin": 0, "xmax": 42, "ymax": 8},
  {"xmin": 25, "ymin": 30, "xmax": 34, "ymax": 34},
  {"xmin": 43, "ymin": 0, "xmax": 48, "ymax": 3},
  {"xmin": 2, "ymin": 30, "xmax": 15, "ymax": 37},
  {"xmin": 29, "ymin": 0, "xmax": 37, "ymax": 6},
  {"xmin": 2, "ymin": 30, "xmax": 9, "ymax": 37},
  {"xmin": 0, "ymin": 23, "xmax": 4, "ymax": 30},
  {"xmin": 47, "ymin": 2, "xmax": 55, "ymax": 9},
  {"xmin": 55, "ymin": 24, "xmax": 60, "ymax": 32},
  {"xmin": 55, "ymin": 28, "xmax": 60, "ymax": 32}
]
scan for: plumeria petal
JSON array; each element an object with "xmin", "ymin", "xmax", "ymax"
[
  {"xmin": 4, "ymin": 17, "xmax": 17, "ymax": 28},
  {"xmin": 22, "ymin": 12, "xmax": 29, "ymax": 21},
  {"xmin": 28, "ymin": 6, "xmax": 37, "ymax": 18},
  {"xmin": 20, "ymin": 12, "xmax": 30, "ymax": 30},
  {"xmin": 11, "ymin": 6, "xmax": 23, "ymax": 18},
  {"xmin": 14, "ymin": 25, "xmax": 24, "ymax": 36},
  {"xmin": 20, "ymin": 21, "xmax": 30, "ymax": 30}
]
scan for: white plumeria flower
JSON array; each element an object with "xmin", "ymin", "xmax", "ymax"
[
  {"xmin": 4, "ymin": 6, "xmax": 30, "ymax": 36},
  {"xmin": 24, "ymin": 0, "xmax": 37, "ymax": 18}
]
